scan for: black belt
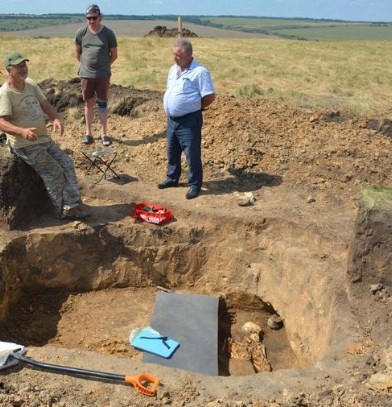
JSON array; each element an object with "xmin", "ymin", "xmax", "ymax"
[{"xmin": 169, "ymin": 110, "xmax": 201, "ymax": 121}]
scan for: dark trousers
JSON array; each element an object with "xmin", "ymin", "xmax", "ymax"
[{"xmin": 166, "ymin": 110, "xmax": 203, "ymax": 189}]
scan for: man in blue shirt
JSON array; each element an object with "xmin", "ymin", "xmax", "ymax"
[{"xmin": 159, "ymin": 39, "xmax": 215, "ymax": 199}]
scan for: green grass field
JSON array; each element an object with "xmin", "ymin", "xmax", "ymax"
[
  {"xmin": 2, "ymin": 15, "xmax": 392, "ymax": 40},
  {"xmin": 204, "ymin": 17, "xmax": 344, "ymax": 29},
  {"xmin": 200, "ymin": 17, "xmax": 392, "ymax": 40},
  {"xmin": 274, "ymin": 25, "xmax": 392, "ymax": 40},
  {"xmin": 0, "ymin": 15, "xmax": 83, "ymax": 32}
]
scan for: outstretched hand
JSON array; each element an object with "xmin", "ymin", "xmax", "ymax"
[{"xmin": 53, "ymin": 118, "xmax": 64, "ymax": 136}]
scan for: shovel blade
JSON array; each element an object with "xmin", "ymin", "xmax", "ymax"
[{"xmin": 0, "ymin": 341, "xmax": 26, "ymax": 370}]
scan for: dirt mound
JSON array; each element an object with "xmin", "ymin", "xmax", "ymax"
[
  {"xmin": 0, "ymin": 149, "xmax": 51, "ymax": 228},
  {"xmin": 145, "ymin": 25, "xmax": 198, "ymax": 37},
  {"xmin": 2, "ymin": 77, "xmax": 392, "ymax": 228},
  {"xmin": 38, "ymin": 77, "xmax": 391, "ymax": 198}
]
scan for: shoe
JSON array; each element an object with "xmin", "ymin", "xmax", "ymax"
[
  {"xmin": 157, "ymin": 179, "xmax": 178, "ymax": 189},
  {"xmin": 0, "ymin": 132, "xmax": 6, "ymax": 145},
  {"xmin": 61, "ymin": 205, "xmax": 91, "ymax": 220},
  {"xmin": 185, "ymin": 187, "xmax": 201, "ymax": 200},
  {"xmin": 101, "ymin": 135, "xmax": 112, "ymax": 146},
  {"xmin": 82, "ymin": 135, "xmax": 94, "ymax": 145}
]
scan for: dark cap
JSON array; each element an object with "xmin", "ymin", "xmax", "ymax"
[
  {"xmin": 4, "ymin": 51, "xmax": 29, "ymax": 68},
  {"xmin": 86, "ymin": 4, "xmax": 101, "ymax": 15}
]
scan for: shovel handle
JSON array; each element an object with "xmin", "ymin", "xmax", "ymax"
[
  {"xmin": 124, "ymin": 372, "xmax": 160, "ymax": 396},
  {"xmin": 10, "ymin": 353, "xmax": 159, "ymax": 397}
]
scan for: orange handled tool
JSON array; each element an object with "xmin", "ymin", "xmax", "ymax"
[
  {"xmin": 9, "ymin": 352, "xmax": 160, "ymax": 396},
  {"xmin": 124, "ymin": 372, "xmax": 160, "ymax": 396}
]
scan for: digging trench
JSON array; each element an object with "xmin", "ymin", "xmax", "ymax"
[{"xmin": 0, "ymin": 198, "xmax": 356, "ymax": 380}]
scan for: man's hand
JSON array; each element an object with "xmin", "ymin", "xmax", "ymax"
[
  {"xmin": 40, "ymin": 100, "xmax": 64, "ymax": 135},
  {"xmin": 21, "ymin": 127, "xmax": 38, "ymax": 141},
  {"xmin": 0, "ymin": 117, "xmax": 38, "ymax": 140},
  {"xmin": 53, "ymin": 118, "xmax": 64, "ymax": 136}
]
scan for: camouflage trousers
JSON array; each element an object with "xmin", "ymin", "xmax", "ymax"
[{"xmin": 13, "ymin": 140, "xmax": 81, "ymax": 216}]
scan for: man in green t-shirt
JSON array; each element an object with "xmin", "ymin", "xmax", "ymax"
[
  {"xmin": 75, "ymin": 4, "xmax": 118, "ymax": 146},
  {"xmin": 0, "ymin": 51, "xmax": 89, "ymax": 221}
]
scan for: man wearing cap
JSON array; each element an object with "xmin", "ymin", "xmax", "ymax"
[
  {"xmin": 75, "ymin": 4, "xmax": 118, "ymax": 146},
  {"xmin": 0, "ymin": 52, "xmax": 89, "ymax": 220}
]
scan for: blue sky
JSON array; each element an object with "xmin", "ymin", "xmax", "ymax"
[{"xmin": 1, "ymin": 0, "xmax": 391, "ymax": 22}]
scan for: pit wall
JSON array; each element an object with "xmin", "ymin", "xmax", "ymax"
[
  {"xmin": 251, "ymin": 219, "xmax": 349, "ymax": 366},
  {"xmin": 0, "ymin": 215, "xmax": 351, "ymax": 365},
  {"xmin": 0, "ymin": 150, "xmax": 50, "ymax": 229}
]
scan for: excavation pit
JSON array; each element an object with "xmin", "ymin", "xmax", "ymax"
[
  {"xmin": 1, "ymin": 77, "xmax": 391, "ymax": 405},
  {"xmin": 0, "ymin": 207, "xmax": 354, "ymax": 378},
  {"xmin": 1, "ymin": 287, "xmax": 301, "ymax": 377}
]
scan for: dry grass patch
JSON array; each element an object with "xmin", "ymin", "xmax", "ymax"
[
  {"xmin": 1, "ymin": 36, "xmax": 392, "ymax": 116},
  {"xmin": 361, "ymin": 184, "xmax": 392, "ymax": 210}
]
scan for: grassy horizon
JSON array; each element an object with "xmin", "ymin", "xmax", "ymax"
[
  {"xmin": 1, "ymin": 35, "xmax": 392, "ymax": 117},
  {"xmin": 3, "ymin": 16, "xmax": 392, "ymax": 41},
  {"xmin": 203, "ymin": 17, "xmax": 392, "ymax": 40}
]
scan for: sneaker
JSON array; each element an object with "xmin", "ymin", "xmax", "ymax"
[
  {"xmin": 61, "ymin": 205, "xmax": 91, "ymax": 220},
  {"xmin": 0, "ymin": 132, "xmax": 6, "ymax": 145}
]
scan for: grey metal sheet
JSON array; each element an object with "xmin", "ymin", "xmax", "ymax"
[{"xmin": 143, "ymin": 291, "xmax": 219, "ymax": 376}]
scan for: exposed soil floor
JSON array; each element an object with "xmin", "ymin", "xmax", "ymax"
[{"xmin": 0, "ymin": 78, "xmax": 391, "ymax": 406}]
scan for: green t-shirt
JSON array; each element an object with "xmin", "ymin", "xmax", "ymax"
[
  {"xmin": 75, "ymin": 25, "xmax": 118, "ymax": 78},
  {"xmin": 0, "ymin": 79, "xmax": 50, "ymax": 148}
]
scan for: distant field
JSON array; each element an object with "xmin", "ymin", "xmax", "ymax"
[
  {"xmin": 0, "ymin": 15, "xmax": 83, "ymax": 32},
  {"xmin": 204, "ymin": 17, "xmax": 341, "ymax": 29},
  {"xmin": 0, "ymin": 19, "xmax": 270, "ymax": 39},
  {"xmin": 269, "ymin": 24, "xmax": 392, "ymax": 40},
  {"xmin": 202, "ymin": 17, "xmax": 392, "ymax": 40},
  {"xmin": 2, "ymin": 15, "xmax": 392, "ymax": 40}
]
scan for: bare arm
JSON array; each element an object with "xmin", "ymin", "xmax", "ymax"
[
  {"xmin": 40, "ymin": 100, "xmax": 64, "ymax": 136},
  {"xmin": 201, "ymin": 93, "xmax": 216, "ymax": 110},
  {"xmin": 0, "ymin": 116, "xmax": 38, "ymax": 141},
  {"xmin": 75, "ymin": 44, "xmax": 82, "ymax": 62},
  {"xmin": 109, "ymin": 47, "xmax": 118, "ymax": 65}
]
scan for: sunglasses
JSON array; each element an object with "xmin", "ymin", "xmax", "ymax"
[{"xmin": 86, "ymin": 16, "xmax": 98, "ymax": 21}]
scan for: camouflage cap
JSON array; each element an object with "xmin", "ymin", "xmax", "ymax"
[{"xmin": 86, "ymin": 4, "xmax": 101, "ymax": 15}]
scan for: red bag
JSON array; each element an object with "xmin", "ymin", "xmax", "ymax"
[{"xmin": 131, "ymin": 202, "xmax": 174, "ymax": 225}]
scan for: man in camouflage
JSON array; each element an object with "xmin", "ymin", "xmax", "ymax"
[{"xmin": 0, "ymin": 51, "xmax": 89, "ymax": 220}]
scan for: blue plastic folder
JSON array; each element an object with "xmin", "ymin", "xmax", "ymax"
[{"xmin": 131, "ymin": 328, "xmax": 180, "ymax": 359}]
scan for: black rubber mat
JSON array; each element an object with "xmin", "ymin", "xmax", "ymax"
[{"xmin": 143, "ymin": 291, "xmax": 219, "ymax": 376}]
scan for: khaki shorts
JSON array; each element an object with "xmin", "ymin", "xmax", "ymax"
[{"xmin": 81, "ymin": 77, "xmax": 110, "ymax": 101}]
